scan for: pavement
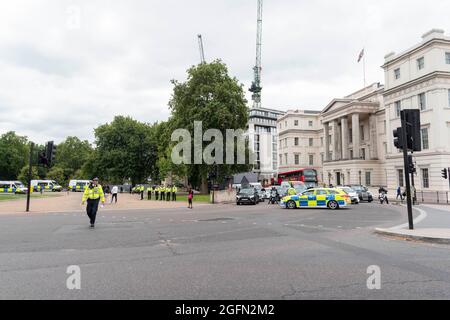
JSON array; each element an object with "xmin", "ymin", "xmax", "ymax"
[
  {"xmin": 375, "ymin": 204, "xmax": 450, "ymax": 244},
  {"xmin": 1, "ymin": 200, "xmax": 450, "ymax": 299},
  {"xmin": 0, "ymin": 192, "xmax": 202, "ymax": 214}
]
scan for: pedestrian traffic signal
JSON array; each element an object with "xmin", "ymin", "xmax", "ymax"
[
  {"xmin": 393, "ymin": 127, "xmax": 404, "ymax": 149},
  {"xmin": 442, "ymin": 168, "xmax": 448, "ymax": 180}
]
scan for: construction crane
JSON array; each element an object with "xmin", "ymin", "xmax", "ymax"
[
  {"xmin": 198, "ymin": 34, "xmax": 206, "ymax": 64},
  {"xmin": 249, "ymin": 0, "xmax": 263, "ymax": 108}
]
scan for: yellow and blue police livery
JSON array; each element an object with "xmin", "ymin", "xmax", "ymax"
[{"xmin": 280, "ymin": 188, "xmax": 351, "ymax": 210}]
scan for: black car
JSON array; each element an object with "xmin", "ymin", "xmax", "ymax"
[{"xmin": 236, "ymin": 188, "xmax": 259, "ymax": 205}]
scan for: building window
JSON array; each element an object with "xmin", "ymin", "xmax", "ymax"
[
  {"xmin": 320, "ymin": 137, "xmax": 323, "ymax": 146},
  {"xmin": 361, "ymin": 148, "xmax": 366, "ymax": 160},
  {"xmin": 309, "ymin": 138, "xmax": 313, "ymax": 147},
  {"xmin": 284, "ymin": 153, "xmax": 288, "ymax": 165},
  {"xmin": 308, "ymin": 120, "xmax": 313, "ymax": 127},
  {"xmin": 294, "ymin": 120, "xmax": 299, "ymax": 126},
  {"xmin": 360, "ymin": 125, "xmax": 364, "ymax": 141},
  {"xmin": 418, "ymin": 93, "xmax": 426, "ymax": 111},
  {"xmin": 398, "ymin": 169, "xmax": 404, "ymax": 187},
  {"xmin": 295, "ymin": 154, "xmax": 299, "ymax": 165},
  {"xmin": 285, "ymin": 121, "xmax": 287, "ymax": 127},
  {"xmin": 279, "ymin": 154, "xmax": 282, "ymax": 165},
  {"xmin": 294, "ymin": 137, "xmax": 299, "ymax": 146},
  {"xmin": 384, "ymin": 120, "xmax": 387, "ymax": 133},
  {"xmin": 365, "ymin": 172, "xmax": 371, "ymax": 186},
  {"xmin": 421, "ymin": 127, "xmax": 429, "ymax": 150},
  {"xmin": 350, "ymin": 149, "xmax": 353, "ymax": 159},
  {"xmin": 422, "ymin": 168, "xmax": 429, "ymax": 188},
  {"xmin": 446, "ymin": 52, "xmax": 450, "ymax": 64},
  {"xmin": 394, "ymin": 68, "xmax": 401, "ymax": 79},
  {"xmin": 395, "ymin": 101, "xmax": 401, "ymax": 117},
  {"xmin": 321, "ymin": 153, "xmax": 324, "ymax": 164},
  {"xmin": 417, "ymin": 57, "xmax": 424, "ymax": 70},
  {"xmin": 349, "ymin": 129, "xmax": 352, "ymax": 143},
  {"xmin": 309, "ymin": 155, "xmax": 314, "ymax": 166}
]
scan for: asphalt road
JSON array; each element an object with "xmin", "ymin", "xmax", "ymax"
[{"xmin": 0, "ymin": 201, "xmax": 449, "ymax": 299}]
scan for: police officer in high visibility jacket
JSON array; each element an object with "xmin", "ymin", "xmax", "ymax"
[
  {"xmin": 140, "ymin": 185, "xmax": 144, "ymax": 200},
  {"xmin": 160, "ymin": 185, "xmax": 165, "ymax": 201},
  {"xmin": 287, "ymin": 183, "xmax": 297, "ymax": 196},
  {"xmin": 155, "ymin": 185, "xmax": 159, "ymax": 201},
  {"xmin": 147, "ymin": 185, "xmax": 152, "ymax": 200},
  {"xmin": 172, "ymin": 185, "xmax": 177, "ymax": 201},
  {"xmin": 81, "ymin": 178, "xmax": 105, "ymax": 228}
]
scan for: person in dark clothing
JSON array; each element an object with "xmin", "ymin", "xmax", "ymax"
[
  {"xmin": 81, "ymin": 178, "xmax": 105, "ymax": 228},
  {"xmin": 188, "ymin": 188, "xmax": 194, "ymax": 209}
]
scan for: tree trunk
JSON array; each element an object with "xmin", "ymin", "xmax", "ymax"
[{"xmin": 200, "ymin": 176, "xmax": 209, "ymax": 194}]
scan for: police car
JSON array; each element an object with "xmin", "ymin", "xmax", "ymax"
[{"xmin": 279, "ymin": 188, "xmax": 351, "ymax": 210}]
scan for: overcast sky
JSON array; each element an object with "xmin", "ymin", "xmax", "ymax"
[{"xmin": 0, "ymin": 0, "xmax": 449, "ymax": 144}]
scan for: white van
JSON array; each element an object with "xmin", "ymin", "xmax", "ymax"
[
  {"xmin": 30, "ymin": 180, "xmax": 63, "ymax": 192},
  {"xmin": 0, "ymin": 181, "xmax": 28, "ymax": 194},
  {"xmin": 68, "ymin": 180, "xmax": 90, "ymax": 192}
]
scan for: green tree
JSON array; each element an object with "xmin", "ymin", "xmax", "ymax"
[
  {"xmin": 55, "ymin": 136, "xmax": 93, "ymax": 181},
  {"xmin": 17, "ymin": 165, "xmax": 39, "ymax": 183},
  {"xmin": 168, "ymin": 60, "xmax": 252, "ymax": 192},
  {"xmin": 90, "ymin": 116, "xmax": 158, "ymax": 185},
  {"xmin": 46, "ymin": 166, "xmax": 65, "ymax": 185},
  {"xmin": 0, "ymin": 131, "xmax": 29, "ymax": 180}
]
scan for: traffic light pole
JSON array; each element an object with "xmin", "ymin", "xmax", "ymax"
[
  {"xmin": 26, "ymin": 142, "xmax": 34, "ymax": 213},
  {"xmin": 401, "ymin": 112, "xmax": 414, "ymax": 230}
]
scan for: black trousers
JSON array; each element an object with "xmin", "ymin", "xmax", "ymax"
[
  {"xmin": 86, "ymin": 198, "xmax": 100, "ymax": 224},
  {"xmin": 161, "ymin": 192, "xmax": 165, "ymax": 201},
  {"xmin": 172, "ymin": 192, "xmax": 176, "ymax": 201},
  {"xmin": 155, "ymin": 191, "xmax": 159, "ymax": 200},
  {"xmin": 140, "ymin": 191, "xmax": 144, "ymax": 200},
  {"xmin": 148, "ymin": 191, "xmax": 152, "ymax": 200},
  {"xmin": 111, "ymin": 193, "xmax": 117, "ymax": 203}
]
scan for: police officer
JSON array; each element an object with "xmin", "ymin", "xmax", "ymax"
[
  {"xmin": 287, "ymin": 183, "xmax": 297, "ymax": 196},
  {"xmin": 160, "ymin": 185, "xmax": 165, "ymax": 201},
  {"xmin": 166, "ymin": 185, "xmax": 171, "ymax": 201},
  {"xmin": 147, "ymin": 185, "xmax": 152, "ymax": 200},
  {"xmin": 155, "ymin": 185, "xmax": 159, "ymax": 201},
  {"xmin": 140, "ymin": 185, "xmax": 145, "ymax": 200},
  {"xmin": 172, "ymin": 185, "xmax": 177, "ymax": 201},
  {"xmin": 81, "ymin": 178, "xmax": 105, "ymax": 228}
]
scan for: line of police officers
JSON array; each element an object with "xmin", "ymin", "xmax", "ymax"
[{"xmin": 137, "ymin": 185, "xmax": 178, "ymax": 201}]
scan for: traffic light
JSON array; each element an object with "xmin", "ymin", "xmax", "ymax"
[
  {"xmin": 38, "ymin": 150, "xmax": 48, "ymax": 166},
  {"xmin": 442, "ymin": 168, "xmax": 448, "ymax": 180},
  {"xmin": 407, "ymin": 155, "xmax": 416, "ymax": 173},
  {"xmin": 402, "ymin": 109, "xmax": 421, "ymax": 152},
  {"xmin": 45, "ymin": 141, "xmax": 57, "ymax": 167},
  {"xmin": 393, "ymin": 127, "xmax": 404, "ymax": 149}
]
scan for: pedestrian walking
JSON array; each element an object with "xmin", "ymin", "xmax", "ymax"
[
  {"xmin": 396, "ymin": 186, "xmax": 403, "ymax": 200},
  {"xmin": 111, "ymin": 185, "xmax": 118, "ymax": 204},
  {"xmin": 81, "ymin": 178, "xmax": 105, "ymax": 228},
  {"xmin": 188, "ymin": 188, "xmax": 194, "ymax": 209}
]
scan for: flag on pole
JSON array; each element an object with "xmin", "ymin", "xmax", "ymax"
[{"xmin": 357, "ymin": 48, "xmax": 365, "ymax": 63}]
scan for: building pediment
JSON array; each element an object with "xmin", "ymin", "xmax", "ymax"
[{"xmin": 322, "ymin": 99, "xmax": 352, "ymax": 114}]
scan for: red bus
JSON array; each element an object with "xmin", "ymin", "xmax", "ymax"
[{"xmin": 276, "ymin": 168, "xmax": 318, "ymax": 188}]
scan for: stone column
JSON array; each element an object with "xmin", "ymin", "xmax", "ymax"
[
  {"xmin": 332, "ymin": 119, "xmax": 340, "ymax": 160},
  {"xmin": 324, "ymin": 122, "xmax": 330, "ymax": 161},
  {"xmin": 341, "ymin": 117, "xmax": 349, "ymax": 160},
  {"xmin": 369, "ymin": 114, "xmax": 378, "ymax": 159},
  {"xmin": 352, "ymin": 113, "xmax": 360, "ymax": 159}
]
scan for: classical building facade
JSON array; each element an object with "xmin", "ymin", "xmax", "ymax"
[
  {"xmin": 276, "ymin": 29, "xmax": 450, "ymax": 191},
  {"xmin": 383, "ymin": 29, "xmax": 450, "ymax": 191}
]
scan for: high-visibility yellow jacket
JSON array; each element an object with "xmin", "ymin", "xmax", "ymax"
[
  {"xmin": 172, "ymin": 186, "xmax": 177, "ymax": 193},
  {"xmin": 82, "ymin": 185, "xmax": 105, "ymax": 202},
  {"xmin": 287, "ymin": 187, "xmax": 297, "ymax": 196}
]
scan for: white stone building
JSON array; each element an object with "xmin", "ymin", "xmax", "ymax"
[{"xmin": 276, "ymin": 29, "xmax": 450, "ymax": 192}]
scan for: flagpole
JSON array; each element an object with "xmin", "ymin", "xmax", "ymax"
[{"xmin": 363, "ymin": 47, "xmax": 366, "ymax": 87}]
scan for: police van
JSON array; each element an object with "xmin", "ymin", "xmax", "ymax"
[
  {"xmin": 30, "ymin": 180, "xmax": 63, "ymax": 192},
  {"xmin": 68, "ymin": 180, "xmax": 90, "ymax": 192},
  {"xmin": 0, "ymin": 181, "xmax": 28, "ymax": 194}
]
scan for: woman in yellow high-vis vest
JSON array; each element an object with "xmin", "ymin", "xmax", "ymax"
[{"xmin": 81, "ymin": 178, "xmax": 105, "ymax": 228}]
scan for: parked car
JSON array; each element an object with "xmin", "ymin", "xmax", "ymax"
[
  {"xmin": 253, "ymin": 185, "xmax": 265, "ymax": 202},
  {"xmin": 236, "ymin": 188, "xmax": 259, "ymax": 205},
  {"xmin": 337, "ymin": 186, "xmax": 360, "ymax": 204},
  {"xmin": 347, "ymin": 185, "xmax": 373, "ymax": 202}
]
